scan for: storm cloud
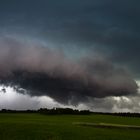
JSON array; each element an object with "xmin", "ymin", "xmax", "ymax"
[
  {"xmin": 0, "ymin": 0, "xmax": 139, "ymax": 78},
  {"xmin": 0, "ymin": 38, "xmax": 138, "ymax": 105},
  {"xmin": 0, "ymin": 1, "xmax": 139, "ymax": 110}
]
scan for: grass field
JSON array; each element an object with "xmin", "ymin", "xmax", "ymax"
[{"xmin": 0, "ymin": 113, "xmax": 140, "ymax": 140}]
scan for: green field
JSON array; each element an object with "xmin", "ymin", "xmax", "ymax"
[{"xmin": 0, "ymin": 113, "xmax": 140, "ymax": 140}]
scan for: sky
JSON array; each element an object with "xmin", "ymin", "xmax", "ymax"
[{"xmin": 0, "ymin": 0, "xmax": 140, "ymax": 112}]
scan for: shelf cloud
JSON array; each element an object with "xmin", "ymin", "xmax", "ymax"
[
  {"xmin": 0, "ymin": 0, "xmax": 139, "ymax": 111},
  {"xmin": 0, "ymin": 38, "xmax": 138, "ymax": 105}
]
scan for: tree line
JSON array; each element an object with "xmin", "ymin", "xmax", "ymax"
[
  {"xmin": 0, "ymin": 108, "xmax": 91, "ymax": 115},
  {"xmin": 1, "ymin": 108, "xmax": 140, "ymax": 117}
]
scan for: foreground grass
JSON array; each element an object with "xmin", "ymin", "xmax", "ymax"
[{"xmin": 0, "ymin": 113, "xmax": 140, "ymax": 140}]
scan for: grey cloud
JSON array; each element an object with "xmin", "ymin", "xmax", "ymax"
[
  {"xmin": 0, "ymin": 0, "xmax": 139, "ymax": 78},
  {"xmin": 86, "ymin": 95, "xmax": 140, "ymax": 113},
  {"xmin": 0, "ymin": 37, "xmax": 138, "ymax": 105},
  {"xmin": 0, "ymin": 86, "xmax": 61, "ymax": 110},
  {"xmin": 0, "ymin": 0, "xmax": 139, "ymax": 110}
]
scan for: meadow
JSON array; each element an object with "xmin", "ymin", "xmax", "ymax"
[{"xmin": 0, "ymin": 113, "xmax": 140, "ymax": 140}]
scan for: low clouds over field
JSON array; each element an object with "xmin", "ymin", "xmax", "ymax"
[{"xmin": 0, "ymin": 0, "xmax": 139, "ymax": 112}]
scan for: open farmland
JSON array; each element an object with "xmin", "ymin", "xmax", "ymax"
[{"xmin": 0, "ymin": 113, "xmax": 140, "ymax": 140}]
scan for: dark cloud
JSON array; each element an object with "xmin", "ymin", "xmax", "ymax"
[
  {"xmin": 0, "ymin": 38, "xmax": 138, "ymax": 105},
  {"xmin": 0, "ymin": 0, "xmax": 139, "ymax": 78},
  {"xmin": 0, "ymin": 1, "xmax": 139, "ymax": 110}
]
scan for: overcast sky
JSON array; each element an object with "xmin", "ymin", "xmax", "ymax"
[{"xmin": 0, "ymin": 0, "xmax": 140, "ymax": 112}]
